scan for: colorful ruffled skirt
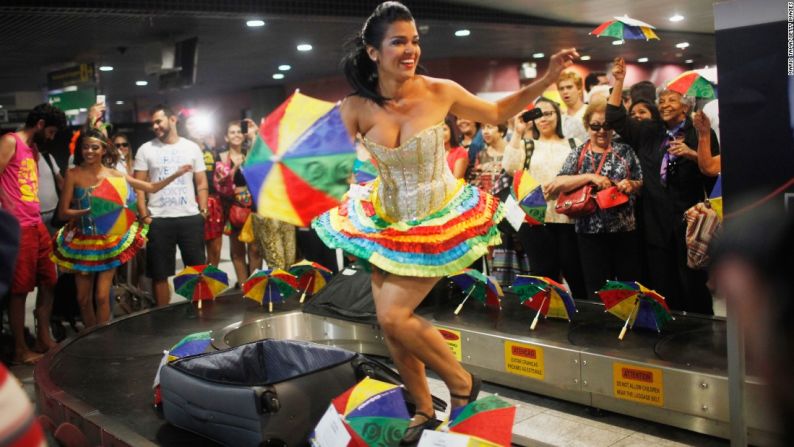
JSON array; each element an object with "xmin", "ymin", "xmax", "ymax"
[
  {"xmin": 312, "ymin": 181, "xmax": 504, "ymax": 277},
  {"xmin": 51, "ymin": 222, "xmax": 148, "ymax": 273}
]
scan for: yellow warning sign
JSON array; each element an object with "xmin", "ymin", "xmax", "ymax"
[
  {"xmin": 613, "ymin": 362, "xmax": 664, "ymax": 407},
  {"xmin": 504, "ymin": 341, "xmax": 544, "ymax": 380},
  {"xmin": 435, "ymin": 327, "xmax": 462, "ymax": 361}
]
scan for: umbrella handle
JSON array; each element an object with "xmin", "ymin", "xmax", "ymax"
[
  {"xmin": 530, "ymin": 296, "xmax": 547, "ymax": 330},
  {"xmin": 454, "ymin": 285, "xmax": 475, "ymax": 315},
  {"xmin": 197, "ymin": 299, "xmax": 202, "ymax": 310},
  {"xmin": 299, "ymin": 275, "xmax": 313, "ymax": 304},
  {"xmin": 268, "ymin": 287, "xmax": 273, "ymax": 313},
  {"xmin": 618, "ymin": 299, "xmax": 640, "ymax": 341}
]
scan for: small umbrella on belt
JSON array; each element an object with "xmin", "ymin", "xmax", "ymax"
[
  {"xmin": 243, "ymin": 268, "xmax": 298, "ymax": 312},
  {"xmin": 173, "ymin": 264, "xmax": 229, "ymax": 310},
  {"xmin": 512, "ymin": 275, "xmax": 577, "ymax": 330},
  {"xmin": 288, "ymin": 260, "xmax": 334, "ymax": 303},
  {"xmin": 448, "ymin": 269, "xmax": 503, "ymax": 315},
  {"xmin": 597, "ymin": 280, "xmax": 673, "ymax": 340}
]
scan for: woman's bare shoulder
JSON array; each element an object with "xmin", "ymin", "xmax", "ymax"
[{"xmin": 417, "ymin": 75, "xmax": 459, "ymax": 92}]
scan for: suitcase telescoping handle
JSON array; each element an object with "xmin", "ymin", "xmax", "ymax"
[{"xmin": 253, "ymin": 386, "xmax": 281, "ymax": 414}]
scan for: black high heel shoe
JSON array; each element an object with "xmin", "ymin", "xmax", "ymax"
[
  {"xmin": 400, "ymin": 411, "xmax": 440, "ymax": 445},
  {"xmin": 450, "ymin": 372, "xmax": 482, "ymax": 408}
]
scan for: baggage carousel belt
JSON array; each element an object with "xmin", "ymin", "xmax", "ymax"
[{"xmin": 38, "ymin": 290, "xmax": 751, "ymax": 445}]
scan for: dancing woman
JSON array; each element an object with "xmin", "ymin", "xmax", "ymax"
[
  {"xmin": 312, "ymin": 2, "xmax": 577, "ymax": 442},
  {"xmin": 52, "ymin": 129, "xmax": 191, "ymax": 328}
]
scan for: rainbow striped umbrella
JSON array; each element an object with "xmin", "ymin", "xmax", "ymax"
[
  {"xmin": 512, "ymin": 275, "xmax": 577, "ymax": 330},
  {"xmin": 167, "ymin": 331, "xmax": 213, "ymax": 362},
  {"xmin": 330, "ymin": 377, "xmax": 410, "ymax": 446},
  {"xmin": 666, "ymin": 70, "xmax": 718, "ymax": 99},
  {"xmin": 288, "ymin": 260, "xmax": 333, "ymax": 303},
  {"xmin": 449, "ymin": 269, "xmax": 503, "ymax": 315},
  {"xmin": 352, "ymin": 158, "xmax": 378, "ymax": 184},
  {"xmin": 89, "ymin": 177, "xmax": 138, "ymax": 235},
  {"xmin": 511, "ymin": 170, "xmax": 546, "ymax": 225},
  {"xmin": 243, "ymin": 268, "xmax": 298, "ymax": 312},
  {"xmin": 242, "ymin": 91, "xmax": 357, "ymax": 227},
  {"xmin": 173, "ymin": 265, "xmax": 229, "ymax": 309},
  {"xmin": 443, "ymin": 395, "xmax": 516, "ymax": 447},
  {"xmin": 591, "ymin": 15, "xmax": 659, "ymax": 41},
  {"xmin": 597, "ymin": 281, "xmax": 673, "ymax": 340},
  {"xmin": 709, "ymin": 174, "xmax": 723, "ymax": 219}
]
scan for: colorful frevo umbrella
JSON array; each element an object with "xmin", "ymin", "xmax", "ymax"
[
  {"xmin": 709, "ymin": 174, "xmax": 723, "ymax": 219},
  {"xmin": 352, "ymin": 158, "xmax": 378, "ymax": 184},
  {"xmin": 242, "ymin": 91, "xmax": 358, "ymax": 227},
  {"xmin": 243, "ymin": 268, "xmax": 298, "ymax": 312},
  {"xmin": 512, "ymin": 275, "xmax": 577, "ymax": 330},
  {"xmin": 330, "ymin": 377, "xmax": 410, "ymax": 447},
  {"xmin": 591, "ymin": 15, "xmax": 659, "ymax": 41},
  {"xmin": 173, "ymin": 265, "xmax": 229, "ymax": 309},
  {"xmin": 597, "ymin": 280, "xmax": 673, "ymax": 340},
  {"xmin": 167, "ymin": 331, "xmax": 213, "ymax": 362},
  {"xmin": 288, "ymin": 260, "xmax": 333, "ymax": 303},
  {"xmin": 153, "ymin": 331, "xmax": 215, "ymax": 406},
  {"xmin": 449, "ymin": 269, "xmax": 503, "ymax": 315},
  {"xmin": 666, "ymin": 69, "xmax": 718, "ymax": 99},
  {"xmin": 511, "ymin": 170, "xmax": 546, "ymax": 225},
  {"xmin": 90, "ymin": 177, "xmax": 138, "ymax": 235},
  {"xmin": 441, "ymin": 395, "xmax": 516, "ymax": 447}
]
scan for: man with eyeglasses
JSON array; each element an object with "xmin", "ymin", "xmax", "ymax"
[{"xmin": 606, "ymin": 57, "xmax": 720, "ymax": 315}]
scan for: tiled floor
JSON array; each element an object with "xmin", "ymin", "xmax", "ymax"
[
  {"xmin": 425, "ymin": 374, "xmax": 727, "ymax": 447},
  {"xmin": 10, "ymin": 235, "xmax": 731, "ymax": 446}
]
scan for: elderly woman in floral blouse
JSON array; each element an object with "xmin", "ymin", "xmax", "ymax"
[{"xmin": 545, "ymin": 98, "xmax": 643, "ymax": 300}]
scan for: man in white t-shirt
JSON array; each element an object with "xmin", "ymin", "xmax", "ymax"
[
  {"xmin": 557, "ymin": 71, "xmax": 588, "ymax": 142},
  {"xmin": 134, "ymin": 105, "xmax": 209, "ymax": 306}
]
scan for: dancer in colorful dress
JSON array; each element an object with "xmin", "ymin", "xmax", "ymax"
[
  {"xmin": 52, "ymin": 129, "xmax": 192, "ymax": 328},
  {"xmin": 311, "ymin": 2, "xmax": 577, "ymax": 442}
]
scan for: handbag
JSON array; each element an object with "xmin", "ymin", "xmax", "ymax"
[
  {"xmin": 556, "ymin": 184, "xmax": 597, "ymax": 218},
  {"xmin": 213, "ymin": 161, "xmax": 235, "ymax": 197},
  {"xmin": 555, "ymin": 145, "xmax": 610, "ymax": 218},
  {"xmin": 684, "ymin": 200, "xmax": 721, "ymax": 269},
  {"xmin": 595, "ymin": 186, "xmax": 629, "ymax": 209},
  {"xmin": 229, "ymin": 204, "xmax": 251, "ymax": 228},
  {"xmin": 228, "ymin": 188, "xmax": 253, "ymax": 228}
]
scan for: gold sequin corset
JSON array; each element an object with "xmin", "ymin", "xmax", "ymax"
[{"xmin": 363, "ymin": 124, "xmax": 459, "ymax": 221}]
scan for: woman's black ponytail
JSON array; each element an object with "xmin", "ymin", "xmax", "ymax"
[{"xmin": 341, "ymin": 1, "xmax": 414, "ymax": 107}]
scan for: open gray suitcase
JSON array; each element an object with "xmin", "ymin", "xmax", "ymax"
[{"xmin": 159, "ymin": 339, "xmax": 444, "ymax": 446}]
